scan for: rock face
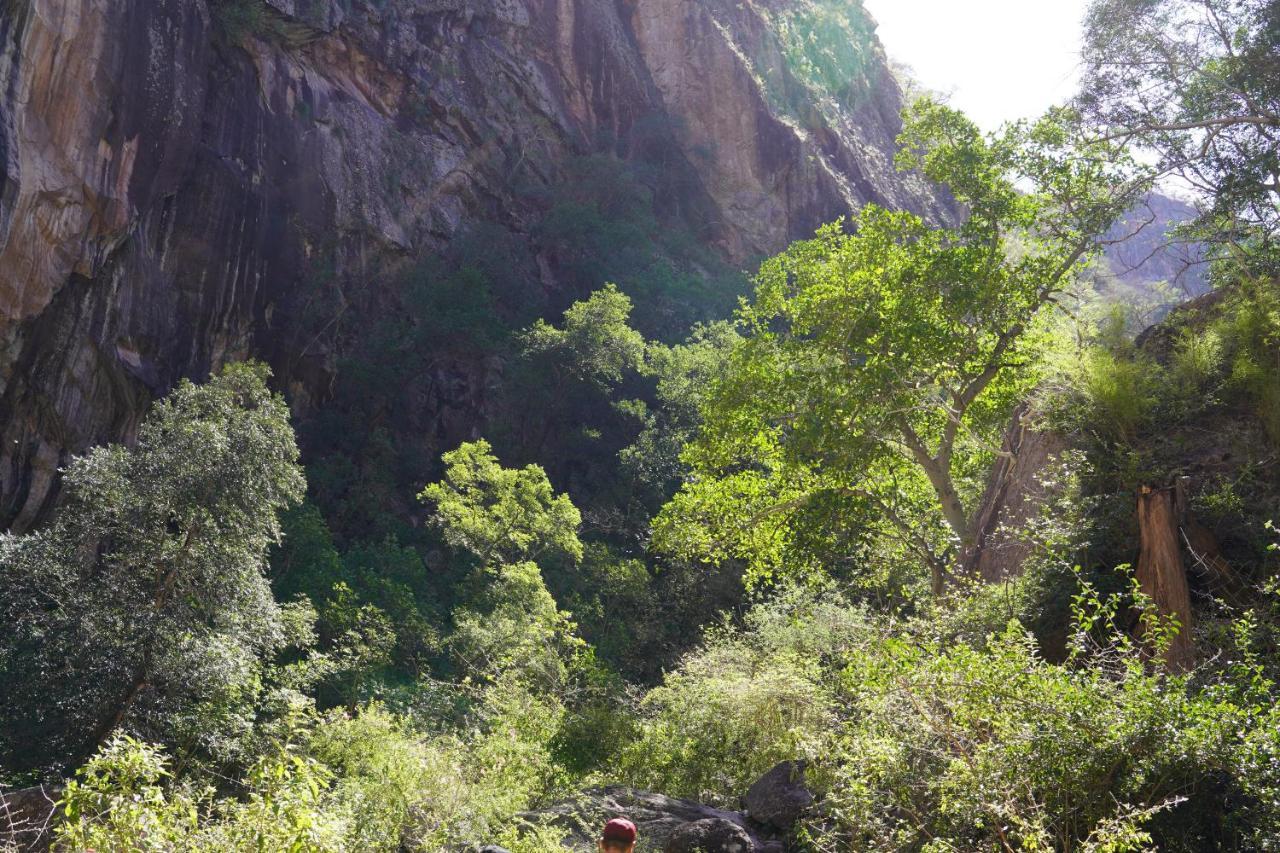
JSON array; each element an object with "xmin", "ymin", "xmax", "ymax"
[
  {"xmin": 0, "ymin": 0, "xmax": 952, "ymax": 528},
  {"xmin": 1104, "ymin": 192, "xmax": 1210, "ymax": 301},
  {"xmin": 969, "ymin": 406, "xmax": 1070, "ymax": 583}
]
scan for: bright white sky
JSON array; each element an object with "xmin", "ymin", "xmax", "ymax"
[{"xmin": 861, "ymin": 0, "xmax": 1092, "ymax": 131}]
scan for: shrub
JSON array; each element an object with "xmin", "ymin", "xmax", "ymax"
[
  {"xmin": 1170, "ymin": 327, "xmax": 1224, "ymax": 396},
  {"xmin": 212, "ymin": 0, "xmax": 269, "ymax": 41},
  {"xmin": 57, "ymin": 688, "xmax": 576, "ymax": 853},
  {"xmin": 57, "ymin": 737, "xmax": 200, "ymax": 852},
  {"xmin": 1076, "ymin": 349, "xmax": 1161, "ymax": 442},
  {"xmin": 1219, "ymin": 280, "xmax": 1280, "ymax": 445},
  {"xmin": 57, "ymin": 736, "xmax": 346, "ymax": 852},
  {"xmin": 618, "ymin": 643, "xmax": 832, "ymax": 804},
  {"xmin": 616, "ymin": 589, "xmax": 858, "ymax": 803},
  {"xmin": 816, "ymin": 625, "xmax": 1226, "ymax": 851},
  {"xmin": 613, "ymin": 586, "xmax": 1280, "ymax": 851}
]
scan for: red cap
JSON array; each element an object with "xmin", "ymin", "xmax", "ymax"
[{"xmin": 602, "ymin": 817, "xmax": 637, "ymax": 844}]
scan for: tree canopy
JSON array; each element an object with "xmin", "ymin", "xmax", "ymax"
[
  {"xmin": 0, "ymin": 362, "xmax": 305, "ymax": 772},
  {"xmin": 1079, "ymin": 0, "xmax": 1280, "ymax": 256},
  {"xmin": 419, "ymin": 439, "xmax": 583, "ymax": 569},
  {"xmin": 655, "ymin": 100, "xmax": 1142, "ymax": 593},
  {"xmin": 419, "ymin": 440, "xmax": 583, "ymax": 691}
]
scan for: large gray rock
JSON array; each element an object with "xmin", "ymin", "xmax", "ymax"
[
  {"xmin": 0, "ymin": 784, "xmax": 60, "ymax": 852},
  {"xmin": 743, "ymin": 761, "xmax": 813, "ymax": 832},
  {"xmin": 521, "ymin": 786, "xmax": 762, "ymax": 852},
  {"xmin": 663, "ymin": 818, "xmax": 754, "ymax": 853}
]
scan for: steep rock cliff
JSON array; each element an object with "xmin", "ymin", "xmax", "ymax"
[{"xmin": 0, "ymin": 0, "xmax": 950, "ymax": 529}]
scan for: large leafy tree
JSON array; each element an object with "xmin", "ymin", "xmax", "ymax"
[
  {"xmin": 508, "ymin": 284, "xmax": 652, "ymax": 497},
  {"xmin": 520, "ymin": 283, "xmax": 648, "ymax": 393},
  {"xmin": 419, "ymin": 440, "xmax": 583, "ymax": 690},
  {"xmin": 1079, "ymin": 0, "xmax": 1280, "ymax": 254},
  {"xmin": 655, "ymin": 102, "xmax": 1142, "ymax": 594},
  {"xmin": 419, "ymin": 439, "xmax": 582, "ymax": 569},
  {"xmin": 0, "ymin": 363, "xmax": 305, "ymax": 774}
]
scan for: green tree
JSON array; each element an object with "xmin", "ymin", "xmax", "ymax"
[
  {"xmin": 520, "ymin": 283, "xmax": 647, "ymax": 392},
  {"xmin": 656, "ymin": 101, "xmax": 1141, "ymax": 593},
  {"xmin": 1078, "ymin": 0, "xmax": 1280, "ymax": 254},
  {"xmin": 619, "ymin": 321, "xmax": 742, "ymax": 510},
  {"xmin": 419, "ymin": 441, "xmax": 583, "ymax": 690},
  {"xmin": 507, "ymin": 284, "xmax": 664, "ymax": 532},
  {"xmin": 271, "ymin": 501, "xmax": 344, "ymax": 602},
  {"xmin": 0, "ymin": 362, "xmax": 305, "ymax": 773},
  {"xmin": 513, "ymin": 284, "xmax": 650, "ymax": 464},
  {"xmin": 419, "ymin": 439, "xmax": 582, "ymax": 568},
  {"xmin": 450, "ymin": 561, "xmax": 582, "ymax": 691},
  {"xmin": 317, "ymin": 583, "xmax": 397, "ymax": 711}
]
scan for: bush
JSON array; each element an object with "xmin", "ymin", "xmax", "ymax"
[
  {"xmin": 211, "ymin": 0, "xmax": 269, "ymax": 41},
  {"xmin": 1075, "ymin": 349, "xmax": 1161, "ymax": 442},
  {"xmin": 616, "ymin": 589, "xmax": 859, "ymax": 803},
  {"xmin": 619, "ymin": 643, "xmax": 831, "ymax": 804},
  {"xmin": 1220, "ymin": 279, "xmax": 1280, "ymax": 445},
  {"xmin": 57, "ymin": 736, "xmax": 346, "ymax": 852},
  {"xmin": 612, "ymin": 586, "xmax": 1280, "ymax": 851},
  {"xmin": 816, "ymin": 624, "xmax": 1237, "ymax": 851},
  {"xmin": 1170, "ymin": 327, "xmax": 1224, "ymax": 397},
  {"xmin": 57, "ymin": 687, "xmax": 576, "ymax": 853}
]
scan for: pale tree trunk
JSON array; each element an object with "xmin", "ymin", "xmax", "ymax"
[
  {"xmin": 897, "ymin": 420, "xmax": 972, "ymax": 586},
  {"xmin": 1136, "ymin": 486, "xmax": 1195, "ymax": 673},
  {"xmin": 957, "ymin": 406, "xmax": 1028, "ymax": 579}
]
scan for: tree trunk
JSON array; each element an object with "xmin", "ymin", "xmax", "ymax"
[
  {"xmin": 85, "ymin": 521, "xmax": 199, "ymax": 759},
  {"xmin": 959, "ymin": 404, "xmax": 1028, "ymax": 579},
  {"xmin": 896, "ymin": 420, "xmax": 972, "ymax": 555},
  {"xmin": 1135, "ymin": 486, "xmax": 1195, "ymax": 673},
  {"xmin": 929, "ymin": 558, "xmax": 946, "ymax": 598}
]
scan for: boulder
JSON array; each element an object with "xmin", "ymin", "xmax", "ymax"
[
  {"xmin": 743, "ymin": 761, "xmax": 813, "ymax": 831},
  {"xmin": 0, "ymin": 784, "xmax": 61, "ymax": 851},
  {"xmin": 521, "ymin": 786, "xmax": 762, "ymax": 851},
  {"xmin": 664, "ymin": 817, "xmax": 755, "ymax": 853}
]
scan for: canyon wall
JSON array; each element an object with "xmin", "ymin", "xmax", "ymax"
[{"xmin": 0, "ymin": 0, "xmax": 951, "ymax": 529}]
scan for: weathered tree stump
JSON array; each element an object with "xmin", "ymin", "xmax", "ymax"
[{"xmin": 1136, "ymin": 485, "xmax": 1196, "ymax": 672}]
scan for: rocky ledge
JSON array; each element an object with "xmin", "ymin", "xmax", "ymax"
[{"xmin": 494, "ymin": 760, "xmax": 813, "ymax": 853}]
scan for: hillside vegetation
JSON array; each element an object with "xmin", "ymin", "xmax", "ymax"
[{"xmin": 2, "ymin": 0, "xmax": 1280, "ymax": 851}]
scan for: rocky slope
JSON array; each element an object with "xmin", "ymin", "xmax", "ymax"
[
  {"xmin": 499, "ymin": 761, "xmax": 813, "ymax": 852},
  {"xmin": 0, "ymin": 0, "xmax": 952, "ymax": 530}
]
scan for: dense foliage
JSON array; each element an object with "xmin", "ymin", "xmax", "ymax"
[
  {"xmin": 4, "ymin": 2, "xmax": 1280, "ymax": 851},
  {"xmin": 655, "ymin": 102, "xmax": 1140, "ymax": 594},
  {"xmin": 0, "ymin": 364, "xmax": 306, "ymax": 775}
]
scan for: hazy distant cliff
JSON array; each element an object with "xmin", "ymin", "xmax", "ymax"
[{"xmin": 0, "ymin": 0, "xmax": 952, "ymax": 529}]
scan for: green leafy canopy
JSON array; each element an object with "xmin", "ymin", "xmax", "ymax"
[
  {"xmin": 0, "ymin": 362, "xmax": 305, "ymax": 772},
  {"xmin": 418, "ymin": 439, "xmax": 583, "ymax": 568},
  {"xmin": 656, "ymin": 100, "xmax": 1144, "ymax": 594}
]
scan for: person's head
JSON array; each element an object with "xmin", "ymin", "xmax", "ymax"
[{"xmin": 599, "ymin": 817, "xmax": 637, "ymax": 853}]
